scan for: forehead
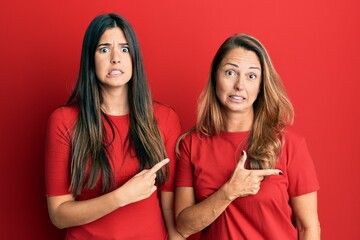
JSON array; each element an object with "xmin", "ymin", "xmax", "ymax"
[
  {"xmin": 99, "ymin": 27, "xmax": 127, "ymax": 42},
  {"xmin": 221, "ymin": 47, "xmax": 261, "ymax": 68}
]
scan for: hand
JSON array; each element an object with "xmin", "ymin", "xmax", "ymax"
[
  {"xmin": 116, "ymin": 158, "xmax": 169, "ymax": 205},
  {"xmin": 224, "ymin": 151, "xmax": 282, "ymax": 200}
]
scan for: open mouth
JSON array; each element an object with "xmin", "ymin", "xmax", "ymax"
[
  {"xmin": 107, "ymin": 69, "xmax": 123, "ymax": 77},
  {"xmin": 229, "ymin": 95, "xmax": 245, "ymax": 101}
]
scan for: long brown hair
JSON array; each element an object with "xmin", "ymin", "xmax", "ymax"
[
  {"xmin": 194, "ymin": 34, "xmax": 294, "ymax": 169},
  {"xmin": 66, "ymin": 13, "xmax": 168, "ymax": 196}
]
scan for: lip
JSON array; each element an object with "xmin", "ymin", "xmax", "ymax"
[
  {"xmin": 106, "ymin": 69, "xmax": 124, "ymax": 77},
  {"xmin": 229, "ymin": 95, "xmax": 246, "ymax": 102}
]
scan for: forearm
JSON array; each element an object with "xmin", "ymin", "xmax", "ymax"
[
  {"xmin": 161, "ymin": 192, "xmax": 185, "ymax": 240},
  {"xmin": 49, "ymin": 161, "xmax": 170, "ymax": 229},
  {"xmin": 291, "ymin": 192, "xmax": 320, "ymax": 240},
  {"xmin": 48, "ymin": 187, "xmax": 129, "ymax": 229},
  {"xmin": 176, "ymin": 186, "xmax": 232, "ymax": 238}
]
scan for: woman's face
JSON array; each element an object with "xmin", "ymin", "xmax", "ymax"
[
  {"xmin": 95, "ymin": 27, "xmax": 133, "ymax": 92},
  {"xmin": 215, "ymin": 47, "xmax": 261, "ymax": 115}
]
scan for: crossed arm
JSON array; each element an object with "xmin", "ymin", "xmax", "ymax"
[
  {"xmin": 47, "ymin": 159, "xmax": 170, "ymax": 229},
  {"xmin": 174, "ymin": 151, "xmax": 320, "ymax": 239},
  {"xmin": 174, "ymin": 151, "xmax": 282, "ymax": 238}
]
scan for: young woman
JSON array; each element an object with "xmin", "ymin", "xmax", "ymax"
[
  {"xmin": 45, "ymin": 13, "xmax": 183, "ymax": 239},
  {"xmin": 175, "ymin": 34, "xmax": 320, "ymax": 239}
]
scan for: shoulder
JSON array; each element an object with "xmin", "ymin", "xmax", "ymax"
[
  {"xmin": 153, "ymin": 101, "xmax": 177, "ymax": 118},
  {"xmin": 178, "ymin": 129, "xmax": 210, "ymax": 157},
  {"xmin": 48, "ymin": 105, "xmax": 78, "ymax": 127},
  {"xmin": 282, "ymin": 126, "xmax": 305, "ymax": 144},
  {"xmin": 152, "ymin": 102, "xmax": 182, "ymax": 137},
  {"xmin": 46, "ymin": 105, "xmax": 79, "ymax": 140},
  {"xmin": 153, "ymin": 101, "xmax": 180, "ymax": 125},
  {"xmin": 281, "ymin": 126, "xmax": 309, "ymax": 153},
  {"xmin": 179, "ymin": 129, "xmax": 203, "ymax": 145}
]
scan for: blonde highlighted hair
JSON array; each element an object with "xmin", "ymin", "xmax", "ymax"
[{"xmin": 190, "ymin": 34, "xmax": 294, "ymax": 169}]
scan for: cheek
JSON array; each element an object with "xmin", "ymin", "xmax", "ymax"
[
  {"xmin": 215, "ymin": 87, "xmax": 228, "ymax": 104},
  {"xmin": 215, "ymin": 78, "xmax": 228, "ymax": 96},
  {"xmin": 249, "ymin": 84, "xmax": 261, "ymax": 100},
  {"xmin": 127, "ymin": 57, "xmax": 133, "ymax": 70},
  {"xmin": 215, "ymin": 82, "xmax": 223, "ymax": 98},
  {"xmin": 94, "ymin": 64, "xmax": 102, "ymax": 79},
  {"xmin": 215, "ymin": 88, "xmax": 221, "ymax": 100},
  {"xmin": 94, "ymin": 57, "xmax": 102, "ymax": 72}
]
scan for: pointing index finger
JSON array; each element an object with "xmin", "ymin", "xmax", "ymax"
[
  {"xmin": 147, "ymin": 159, "xmax": 169, "ymax": 176},
  {"xmin": 254, "ymin": 169, "xmax": 283, "ymax": 177}
]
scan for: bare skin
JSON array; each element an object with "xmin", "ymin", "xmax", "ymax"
[
  {"xmin": 47, "ymin": 159, "xmax": 169, "ymax": 229},
  {"xmin": 175, "ymin": 151, "xmax": 282, "ymax": 238},
  {"xmin": 291, "ymin": 192, "xmax": 321, "ymax": 240},
  {"xmin": 175, "ymin": 47, "xmax": 320, "ymax": 239}
]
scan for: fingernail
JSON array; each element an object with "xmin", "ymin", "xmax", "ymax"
[
  {"xmin": 279, "ymin": 171, "xmax": 283, "ymax": 175},
  {"xmin": 241, "ymin": 150, "xmax": 245, "ymax": 156}
]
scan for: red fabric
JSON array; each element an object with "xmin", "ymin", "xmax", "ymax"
[
  {"xmin": 176, "ymin": 128, "xmax": 320, "ymax": 240},
  {"xmin": 45, "ymin": 103, "xmax": 181, "ymax": 240}
]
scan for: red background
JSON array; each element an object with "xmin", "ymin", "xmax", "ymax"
[{"xmin": 1, "ymin": 0, "xmax": 359, "ymax": 239}]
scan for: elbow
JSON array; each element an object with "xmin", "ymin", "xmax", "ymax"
[
  {"xmin": 54, "ymin": 224, "xmax": 67, "ymax": 230},
  {"xmin": 175, "ymin": 215, "xmax": 196, "ymax": 239},
  {"xmin": 175, "ymin": 224, "xmax": 191, "ymax": 239},
  {"xmin": 48, "ymin": 210, "xmax": 70, "ymax": 229},
  {"xmin": 49, "ymin": 215, "xmax": 67, "ymax": 229},
  {"xmin": 47, "ymin": 195, "xmax": 77, "ymax": 229},
  {"xmin": 298, "ymin": 222, "xmax": 321, "ymax": 239}
]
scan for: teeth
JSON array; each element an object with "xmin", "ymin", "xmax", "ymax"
[
  {"xmin": 110, "ymin": 70, "xmax": 121, "ymax": 74},
  {"xmin": 231, "ymin": 96, "xmax": 244, "ymax": 100}
]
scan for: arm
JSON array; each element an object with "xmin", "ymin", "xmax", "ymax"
[
  {"xmin": 291, "ymin": 191, "xmax": 321, "ymax": 240},
  {"xmin": 175, "ymin": 151, "xmax": 282, "ymax": 238},
  {"xmin": 175, "ymin": 186, "xmax": 232, "ymax": 238},
  {"xmin": 47, "ymin": 191, "xmax": 122, "ymax": 229},
  {"xmin": 158, "ymin": 107, "xmax": 184, "ymax": 239},
  {"xmin": 161, "ymin": 191, "xmax": 185, "ymax": 240},
  {"xmin": 47, "ymin": 159, "xmax": 169, "ymax": 229}
]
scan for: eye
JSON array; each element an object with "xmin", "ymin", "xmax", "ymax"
[
  {"xmin": 99, "ymin": 47, "xmax": 110, "ymax": 53},
  {"xmin": 121, "ymin": 47, "xmax": 130, "ymax": 53},
  {"xmin": 225, "ymin": 69, "xmax": 237, "ymax": 77},
  {"xmin": 249, "ymin": 74, "xmax": 257, "ymax": 80}
]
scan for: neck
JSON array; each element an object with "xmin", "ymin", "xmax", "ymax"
[
  {"xmin": 222, "ymin": 109, "xmax": 254, "ymax": 132},
  {"xmin": 101, "ymin": 86, "xmax": 129, "ymax": 116}
]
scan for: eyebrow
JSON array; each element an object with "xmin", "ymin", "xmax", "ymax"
[
  {"xmin": 97, "ymin": 42, "xmax": 129, "ymax": 47},
  {"xmin": 224, "ymin": 63, "xmax": 261, "ymax": 71}
]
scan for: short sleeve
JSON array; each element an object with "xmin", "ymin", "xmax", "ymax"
[
  {"xmin": 285, "ymin": 131, "xmax": 320, "ymax": 197},
  {"xmin": 156, "ymin": 105, "xmax": 182, "ymax": 192},
  {"xmin": 45, "ymin": 107, "xmax": 76, "ymax": 196},
  {"xmin": 175, "ymin": 134, "xmax": 194, "ymax": 187}
]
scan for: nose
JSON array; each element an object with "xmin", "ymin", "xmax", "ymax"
[
  {"xmin": 234, "ymin": 75, "xmax": 245, "ymax": 91},
  {"xmin": 111, "ymin": 49, "xmax": 121, "ymax": 64}
]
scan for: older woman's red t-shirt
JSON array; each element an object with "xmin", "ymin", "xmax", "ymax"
[{"xmin": 176, "ymin": 128, "xmax": 320, "ymax": 240}]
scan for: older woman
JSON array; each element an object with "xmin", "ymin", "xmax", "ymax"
[{"xmin": 175, "ymin": 34, "xmax": 320, "ymax": 240}]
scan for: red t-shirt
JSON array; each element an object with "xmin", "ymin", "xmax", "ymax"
[
  {"xmin": 176, "ymin": 128, "xmax": 320, "ymax": 240},
  {"xmin": 45, "ymin": 103, "xmax": 181, "ymax": 240}
]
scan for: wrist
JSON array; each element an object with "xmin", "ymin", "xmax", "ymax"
[
  {"xmin": 112, "ymin": 187, "xmax": 128, "ymax": 208},
  {"xmin": 220, "ymin": 183, "xmax": 236, "ymax": 202}
]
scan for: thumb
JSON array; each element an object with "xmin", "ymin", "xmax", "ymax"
[{"xmin": 236, "ymin": 150, "xmax": 247, "ymax": 169}]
